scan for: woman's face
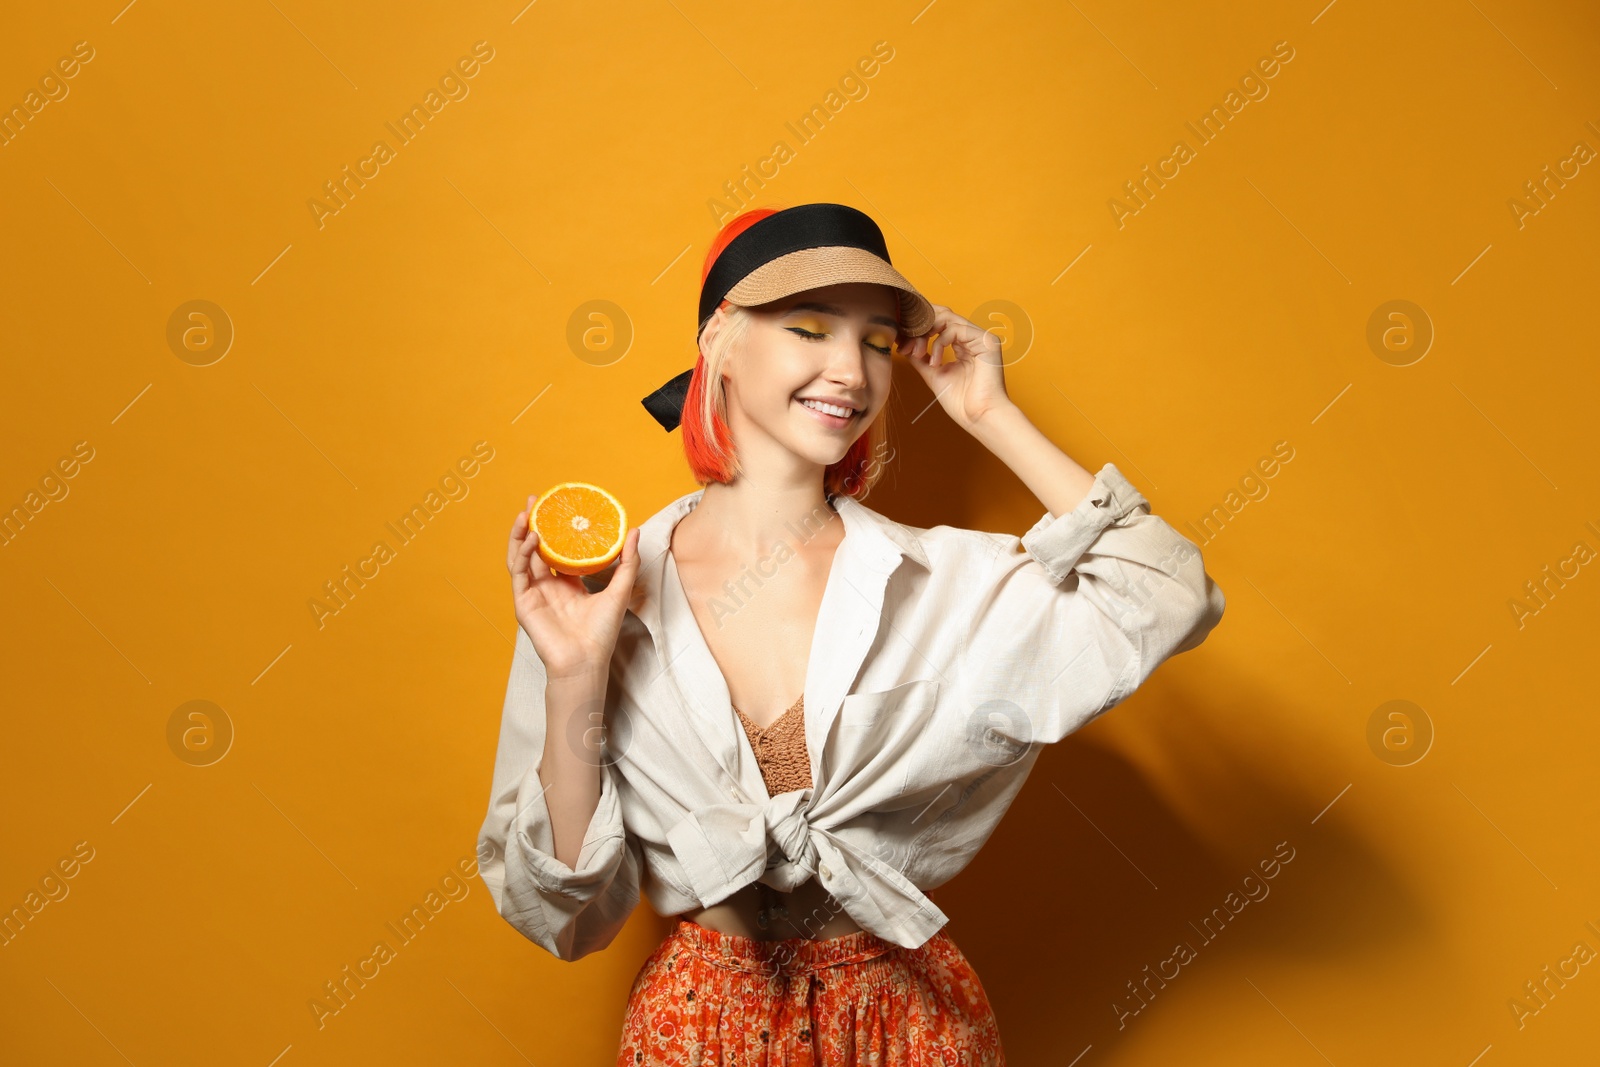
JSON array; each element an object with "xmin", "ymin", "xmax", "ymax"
[{"xmin": 713, "ymin": 282, "xmax": 901, "ymax": 470}]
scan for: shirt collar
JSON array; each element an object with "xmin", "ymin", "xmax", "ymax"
[{"xmin": 627, "ymin": 487, "xmax": 930, "ymax": 641}]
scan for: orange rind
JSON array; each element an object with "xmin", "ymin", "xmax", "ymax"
[{"xmin": 532, "ymin": 482, "xmax": 628, "ymax": 577}]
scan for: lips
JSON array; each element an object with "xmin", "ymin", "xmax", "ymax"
[
  {"xmin": 797, "ymin": 396, "xmax": 860, "ymax": 416},
  {"xmin": 796, "ymin": 397, "xmax": 858, "ymax": 427}
]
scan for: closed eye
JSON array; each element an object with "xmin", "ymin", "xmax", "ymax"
[{"xmin": 787, "ymin": 326, "xmax": 893, "ymax": 356}]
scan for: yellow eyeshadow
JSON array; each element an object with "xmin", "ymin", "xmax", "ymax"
[{"xmin": 788, "ymin": 319, "xmax": 894, "ymax": 347}]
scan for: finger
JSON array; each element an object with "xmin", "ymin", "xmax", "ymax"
[
  {"xmin": 510, "ymin": 539, "xmax": 531, "ymax": 598},
  {"xmin": 506, "ymin": 495, "xmax": 537, "ymax": 568},
  {"xmin": 508, "ymin": 505, "xmax": 528, "ymax": 563},
  {"xmin": 907, "ymin": 353, "xmax": 940, "ymax": 390},
  {"xmin": 511, "ymin": 523, "xmax": 554, "ymax": 598},
  {"xmin": 930, "ymin": 304, "xmax": 977, "ymax": 332},
  {"xmin": 911, "ymin": 331, "xmax": 932, "ymax": 363},
  {"xmin": 605, "ymin": 528, "xmax": 642, "ymax": 602},
  {"xmin": 904, "ymin": 335, "xmax": 935, "ymax": 374},
  {"xmin": 510, "ymin": 529, "xmax": 535, "ymax": 597},
  {"xmin": 523, "ymin": 526, "xmax": 555, "ymax": 584},
  {"xmin": 938, "ymin": 322, "xmax": 978, "ymax": 362},
  {"xmin": 938, "ymin": 331, "xmax": 966, "ymax": 363}
]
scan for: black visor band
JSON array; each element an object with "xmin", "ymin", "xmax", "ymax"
[{"xmin": 695, "ymin": 203, "xmax": 894, "ymax": 335}]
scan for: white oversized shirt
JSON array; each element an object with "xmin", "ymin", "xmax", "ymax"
[{"xmin": 477, "ymin": 462, "xmax": 1225, "ymax": 961}]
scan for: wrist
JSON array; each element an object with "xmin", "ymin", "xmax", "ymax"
[
  {"xmin": 968, "ymin": 400, "xmax": 1027, "ymax": 446},
  {"xmin": 545, "ymin": 664, "xmax": 610, "ymax": 688}
]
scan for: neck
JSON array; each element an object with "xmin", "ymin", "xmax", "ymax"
[{"xmin": 677, "ymin": 476, "xmax": 840, "ymax": 562}]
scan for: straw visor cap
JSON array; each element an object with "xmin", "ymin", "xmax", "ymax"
[{"xmin": 716, "ymin": 245, "xmax": 937, "ymax": 339}]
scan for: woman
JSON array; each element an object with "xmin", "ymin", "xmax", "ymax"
[{"xmin": 478, "ymin": 202, "xmax": 1226, "ymax": 1063}]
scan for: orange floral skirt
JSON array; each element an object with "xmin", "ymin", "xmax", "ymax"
[{"xmin": 615, "ymin": 914, "xmax": 1006, "ymax": 1065}]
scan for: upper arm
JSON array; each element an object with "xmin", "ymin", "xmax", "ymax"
[{"xmin": 957, "ymin": 463, "xmax": 1224, "ymax": 744}]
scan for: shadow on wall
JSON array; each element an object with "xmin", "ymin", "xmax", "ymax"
[{"xmin": 937, "ymin": 671, "xmax": 1427, "ymax": 1061}]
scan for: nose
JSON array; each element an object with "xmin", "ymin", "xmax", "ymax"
[{"xmin": 820, "ymin": 333, "xmax": 870, "ymax": 389}]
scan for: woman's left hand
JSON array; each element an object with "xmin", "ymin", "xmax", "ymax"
[{"xmin": 898, "ymin": 305, "xmax": 1015, "ymax": 435}]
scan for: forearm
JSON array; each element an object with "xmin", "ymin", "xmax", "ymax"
[
  {"xmin": 969, "ymin": 401, "xmax": 1098, "ymax": 518},
  {"xmin": 537, "ymin": 669, "xmax": 609, "ymax": 870}
]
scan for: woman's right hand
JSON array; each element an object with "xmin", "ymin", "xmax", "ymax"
[{"xmin": 507, "ymin": 495, "xmax": 642, "ymax": 680}]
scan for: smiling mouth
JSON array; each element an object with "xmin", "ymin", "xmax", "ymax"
[{"xmin": 796, "ymin": 397, "xmax": 861, "ymax": 425}]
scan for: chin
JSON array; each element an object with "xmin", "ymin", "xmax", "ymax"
[
  {"xmin": 780, "ymin": 430, "xmax": 852, "ymax": 467},
  {"xmin": 797, "ymin": 442, "xmax": 852, "ymax": 468}
]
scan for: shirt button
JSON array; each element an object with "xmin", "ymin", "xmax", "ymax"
[
  {"xmin": 729, "ymin": 787, "xmax": 740, "ymax": 800},
  {"xmin": 818, "ymin": 864, "xmax": 832, "ymax": 880}
]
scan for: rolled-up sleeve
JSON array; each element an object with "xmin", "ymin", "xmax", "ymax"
[
  {"xmin": 960, "ymin": 462, "xmax": 1225, "ymax": 744},
  {"xmin": 476, "ymin": 625, "xmax": 642, "ymax": 961}
]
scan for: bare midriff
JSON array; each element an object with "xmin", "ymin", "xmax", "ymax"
[{"xmin": 681, "ymin": 879, "xmax": 865, "ymax": 941}]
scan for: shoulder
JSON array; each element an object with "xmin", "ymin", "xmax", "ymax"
[{"xmin": 838, "ymin": 494, "xmax": 1019, "ymax": 576}]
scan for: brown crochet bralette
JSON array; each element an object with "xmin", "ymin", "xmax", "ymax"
[
  {"xmin": 733, "ymin": 693, "xmax": 817, "ymax": 931},
  {"xmin": 732, "ymin": 693, "xmax": 812, "ymax": 796}
]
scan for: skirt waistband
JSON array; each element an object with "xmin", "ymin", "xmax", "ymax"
[{"xmin": 669, "ymin": 917, "xmax": 914, "ymax": 977}]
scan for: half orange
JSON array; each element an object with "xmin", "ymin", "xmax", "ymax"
[{"xmin": 533, "ymin": 482, "xmax": 628, "ymax": 577}]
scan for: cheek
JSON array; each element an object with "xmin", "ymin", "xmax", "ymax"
[
  {"xmin": 734, "ymin": 361, "xmax": 808, "ymax": 420},
  {"xmin": 768, "ymin": 358, "xmax": 819, "ymax": 405},
  {"xmin": 869, "ymin": 359, "xmax": 894, "ymax": 401}
]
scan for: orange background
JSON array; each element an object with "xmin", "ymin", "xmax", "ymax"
[{"xmin": 3, "ymin": 1, "xmax": 1597, "ymax": 1064}]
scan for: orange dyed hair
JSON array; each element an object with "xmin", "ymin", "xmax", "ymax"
[{"xmin": 681, "ymin": 206, "xmax": 898, "ymax": 499}]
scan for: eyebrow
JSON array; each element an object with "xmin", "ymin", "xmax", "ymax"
[{"xmin": 781, "ymin": 301, "xmax": 900, "ymax": 331}]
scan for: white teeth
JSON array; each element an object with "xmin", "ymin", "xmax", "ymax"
[{"xmin": 799, "ymin": 398, "xmax": 856, "ymax": 418}]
